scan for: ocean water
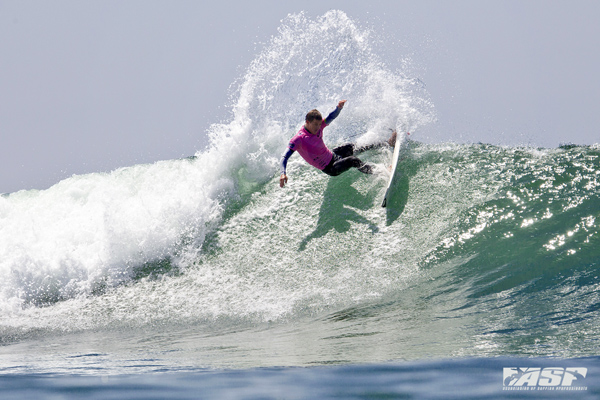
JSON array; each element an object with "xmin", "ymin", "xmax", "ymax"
[{"xmin": 1, "ymin": 10, "xmax": 599, "ymax": 399}]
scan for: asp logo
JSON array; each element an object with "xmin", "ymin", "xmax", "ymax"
[{"xmin": 503, "ymin": 367, "xmax": 588, "ymax": 391}]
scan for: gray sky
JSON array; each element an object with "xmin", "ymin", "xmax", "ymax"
[{"xmin": 2, "ymin": 0, "xmax": 599, "ymax": 194}]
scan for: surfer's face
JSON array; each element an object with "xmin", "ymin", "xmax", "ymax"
[{"xmin": 305, "ymin": 118, "xmax": 322, "ymax": 134}]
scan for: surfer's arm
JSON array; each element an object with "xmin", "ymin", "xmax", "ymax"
[
  {"xmin": 324, "ymin": 100, "xmax": 346, "ymax": 126},
  {"xmin": 279, "ymin": 148, "xmax": 294, "ymax": 187},
  {"xmin": 280, "ymin": 148, "xmax": 294, "ymax": 174}
]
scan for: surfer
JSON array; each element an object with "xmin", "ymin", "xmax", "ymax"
[{"xmin": 279, "ymin": 100, "xmax": 396, "ymax": 188}]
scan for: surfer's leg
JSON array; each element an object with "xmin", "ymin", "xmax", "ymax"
[
  {"xmin": 354, "ymin": 143, "xmax": 384, "ymax": 154},
  {"xmin": 354, "ymin": 131, "xmax": 397, "ymax": 154},
  {"xmin": 325, "ymin": 156, "xmax": 373, "ymax": 176},
  {"xmin": 331, "ymin": 143, "xmax": 355, "ymax": 158},
  {"xmin": 326, "ymin": 140, "xmax": 382, "ymax": 175}
]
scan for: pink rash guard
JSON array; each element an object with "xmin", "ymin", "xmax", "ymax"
[
  {"xmin": 279, "ymin": 107, "xmax": 342, "ymax": 174},
  {"xmin": 288, "ymin": 121, "xmax": 334, "ymax": 170}
]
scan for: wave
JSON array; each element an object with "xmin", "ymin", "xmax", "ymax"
[{"xmin": 1, "ymin": 11, "xmax": 599, "ymax": 357}]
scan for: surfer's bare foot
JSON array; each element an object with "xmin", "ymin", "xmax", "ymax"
[{"xmin": 388, "ymin": 131, "xmax": 397, "ymax": 147}]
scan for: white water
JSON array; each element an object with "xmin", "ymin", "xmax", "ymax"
[{"xmin": 0, "ymin": 11, "xmax": 434, "ymax": 335}]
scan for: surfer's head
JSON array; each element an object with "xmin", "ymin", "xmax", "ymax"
[
  {"xmin": 304, "ymin": 109, "xmax": 323, "ymax": 134},
  {"xmin": 305, "ymin": 109, "xmax": 323, "ymax": 123}
]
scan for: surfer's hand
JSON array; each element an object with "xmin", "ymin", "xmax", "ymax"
[
  {"xmin": 337, "ymin": 100, "xmax": 346, "ymax": 109},
  {"xmin": 279, "ymin": 174, "xmax": 288, "ymax": 188}
]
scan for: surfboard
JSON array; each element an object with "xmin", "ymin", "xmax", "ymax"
[{"xmin": 381, "ymin": 132, "xmax": 405, "ymax": 207}]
